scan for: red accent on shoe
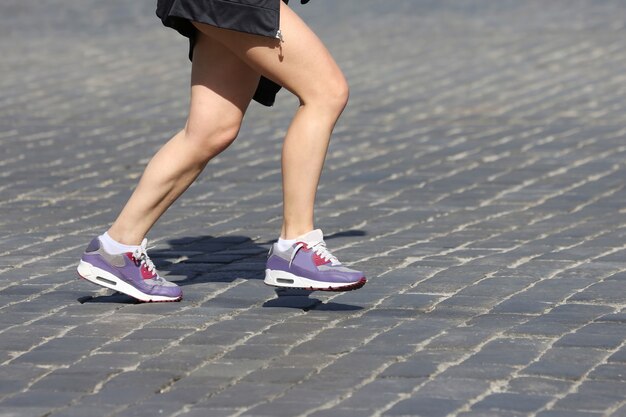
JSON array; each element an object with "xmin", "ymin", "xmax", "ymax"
[
  {"xmin": 126, "ymin": 253, "xmax": 157, "ymax": 280},
  {"xmin": 312, "ymin": 252, "xmax": 331, "ymax": 266},
  {"xmin": 140, "ymin": 264, "xmax": 156, "ymax": 280}
]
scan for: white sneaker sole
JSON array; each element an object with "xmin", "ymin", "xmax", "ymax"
[
  {"xmin": 264, "ymin": 269, "xmax": 366, "ymax": 292},
  {"xmin": 77, "ymin": 260, "xmax": 182, "ymax": 302}
]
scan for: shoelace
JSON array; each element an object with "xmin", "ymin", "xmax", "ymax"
[
  {"xmin": 132, "ymin": 239, "xmax": 159, "ymax": 279},
  {"xmin": 289, "ymin": 240, "xmax": 339, "ymax": 267}
]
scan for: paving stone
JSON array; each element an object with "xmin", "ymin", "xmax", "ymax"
[
  {"xmin": 241, "ymin": 366, "xmax": 315, "ymax": 384},
  {"xmin": 610, "ymin": 404, "xmax": 626, "ymax": 417},
  {"xmin": 428, "ymin": 328, "xmax": 498, "ymax": 351},
  {"xmin": 471, "ymin": 393, "xmax": 551, "ymax": 413},
  {"xmin": 191, "ymin": 359, "xmax": 267, "ymax": 379},
  {"xmin": 553, "ymin": 322, "xmax": 626, "ymax": 349},
  {"xmin": 588, "ymin": 363, "xmax": 626, "ymax": 382},
  {"xmin": 569, "ymin": 281, "xmax": 626, "ymax": 304},
  {"xmin": 491, "ymin": 297, "xmax": 554, "ymax": 314},
  {"xmin": 11, "ymin": 348, "xmax": 88, "ymax": 366},
  {"xmin": 0, "ymin": 407, "xmax": 57, "ymax": 417},
  {"xmin": 463, "ymin": 337, "xmax": 549, "ymax": 366},
  {"xmin": 107, "ymin": 401, "xmax": 185, "ymax": 417},
  {"xmin": 383, "ymin": 396, "xmax": 464, "ymax": 417},
  {"xmin": 78, "ymin": 370, "xmax": 181, "ymax": 406},
  {"xmin": 175, "ymin": 408, "xmax": 237, "ymax": 417},
  {"xmin": 412, "ymin": 377, "xmax": 491, "ymax": 401},
  {"xmin": 0, "ymin": 325, "xmax": 67, "ymax": 352},
  {"xmin": 243, "ymin": 401, "xmax": 320, "ymax": 417},
  {"xmin": 521, "ymin": 348, "xmax": 608, "ymax": 380},
  {"xmin": 308, "ymin": 408, "xmax": 372, "ymax": 417},
  {"xmin": 138, "ymin": 346, "xmax": 223, "ymax": 371},
  {"xmin": 220, "ymin": 344, "xmax": 283, "ymax": 361},
  {"xmin": 608, "ymin": 348, "xmax": 626, "ymax": 364},
  {"xmin": 509, "ymin": 304, "xmax": 613, "ymax": 337},
  {"xmin": 439, "ymin": 364, "xmax": 519, "ymax": 381},
  {"xmin": 29, "ymin": 368, "xmax": 115, "ymax": 393},
  {"xmin": 0, "ymin": 389, "xmax": 79, "ymax": 408},
  {"xmin": 507, "ymin": 377, "xmax": 573, "ymax": 396},
  {"xmin": 0, "ymin": 364, "xmax": 49, "ymax": 396},
  {"xmin": 3, "ymin": 0, "xmax": 626, "ymax": 416},
  {"xmin": 167, "ymin": 374, "xmax": 231, "ymax": 399},
  {"xmin": 552, "ymin": 380, "xmax": 626, "ymax": 412},
  {"xmin": 200, "ymin": 382, "xmax": 291, "ymax": 408},
  {"xmin": 51, "ymin": 404, "xmax": 116, "ymax": 417},
  {"xmin": 71, "ymin": 352, "xmax": 143, "ymax": 371},
  {"xmin": 380, "ymin": 359, "xmax": 439, "ymax": 380},
  {"xmin": 457, "ymin": 412, "xmax": 526, "ymax": 417},
  {"xmin": 97, "ymin": 339, "xmax": 170, "ymax": 355},
  {"xmin": 535, "ymin": 411, "xmax": 603, "ymax": 417},
  {"xmin": 554, "ymin": 331, "xmax": 625, "ymax": 349}
]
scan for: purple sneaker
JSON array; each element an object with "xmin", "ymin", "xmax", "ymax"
[
  {"xmin": 264, "ymin": 229, "xmax": 366, "ymax": 291},
  {"xmin": 76, "ymin": 237, "xmax": 182, "ymax": 302}
]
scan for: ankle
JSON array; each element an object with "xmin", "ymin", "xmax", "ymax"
[
  {"xmin": 281, "ymin": 227, "xmax": 314, "ymax": 240},
  {"xmin": 100, "ymin": 231, "xmax": 141, "ymax": 254},
  {"xmin": 106, "ymin": 228, "xmax": 143, "ymax": 247}
]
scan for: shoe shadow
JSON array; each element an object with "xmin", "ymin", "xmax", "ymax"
[
  {"xmin": 77, "ymin": 292, "xmax": 140, "ymax": 304},
  {"xmin": 77, "ymin": 230, "xmax": 366, "ymax": 310},
  {"xmin": 264, "ymin": 288, "xmax": 363, "ymax": 311}
]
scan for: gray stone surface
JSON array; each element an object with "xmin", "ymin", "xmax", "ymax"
[{"xmin": 2, "ymin": 0, "xmax": 626, "ymax": 416}]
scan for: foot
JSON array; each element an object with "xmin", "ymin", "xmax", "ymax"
[
  {"xmin": 264, "ymin": 229, "xmax": 366, "ymax": 291},
  {"xmin": 77, "ymin": 237, "xmax": 183, "ymax": 302}
]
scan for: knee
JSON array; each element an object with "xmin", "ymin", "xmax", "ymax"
[
  {"xmin": 328, "ymin": 76, "xmax": 350, "ymax": 114},
  {"xmin": 184, "ymin": 118, "xmax": 242, "ymax": 163},
  {"xmin": 304, "ymin": 73, "xmax": 350, "ymax": 117}
]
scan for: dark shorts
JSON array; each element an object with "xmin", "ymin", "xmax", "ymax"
[{"xmin": 156, "ymin": 0, "xmax": 284, "ymax": 106}]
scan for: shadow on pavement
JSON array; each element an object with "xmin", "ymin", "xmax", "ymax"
[
  {"xmin": 77, "ymin": 292, "xmax": 140, "ymax": 304},
  {"xmin": 263, "ymin": 288, "xmax": 364, "ymax": 311}
]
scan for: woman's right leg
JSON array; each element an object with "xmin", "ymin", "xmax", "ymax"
[
  {"xmin": 77, "ymin": 32, "xmax": 261, "ymax": 302},
  {"xmin": 107, "ymin": 33, "xmax": 261, "ymax": 245}
]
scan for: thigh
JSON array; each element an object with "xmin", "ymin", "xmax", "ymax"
[
  {"xmin": 186, "ymin": 31, "xmax": 261, "ymax": 135},
  {"xmin": 192, "ymin": 2, "xmax": 346, "ymax": 103}
]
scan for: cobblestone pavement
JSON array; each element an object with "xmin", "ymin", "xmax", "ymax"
[{"xmin": 2, "ymin": 0, "xmax": 626, "ymax": 416}]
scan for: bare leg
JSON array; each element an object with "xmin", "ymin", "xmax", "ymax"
[
  {"xmin": 193, "ymin": 2, "xmax": 350, "ymax": 239},
  {"xmin": 108, "ymin": 34, "xmax": 260, "ymax": 245}
]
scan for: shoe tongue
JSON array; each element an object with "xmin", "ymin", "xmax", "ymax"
[{"xmin": 298, "ymin": 229, "xmax": 324, "ymax": 245}]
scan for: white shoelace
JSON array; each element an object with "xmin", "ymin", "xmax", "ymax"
[
  {"xmin": 132, "ymin": 239, "xmax": 157, "ymax": 277},
  {"xmin": 289, "ymin": 240, "xmax": 339, "ymax": 267}
]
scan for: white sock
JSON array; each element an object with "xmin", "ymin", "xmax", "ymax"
[
  {"xmin": 99, "ymin": 232, "xmax": 140, "ymax": 254},
  {"xmin": 277, "ymin": 237, "xmax": 297, "ymax": 252}
]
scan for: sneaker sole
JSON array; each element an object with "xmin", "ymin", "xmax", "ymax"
[
  {"xmin": 77, "ymin": 260, "xmax": 182, "ymax": 303},
  {"xmin": 264, "ymin": 269, "xmax": 366, "ymax": 292}
]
